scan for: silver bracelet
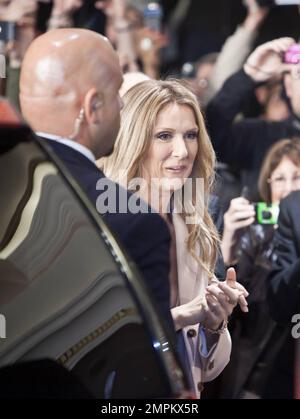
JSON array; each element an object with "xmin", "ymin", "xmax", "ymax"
[{"xmin": 202, "ymin": 320, "xmax": 228, "ymax": 335}]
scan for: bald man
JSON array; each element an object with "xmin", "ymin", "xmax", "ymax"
[
  {"xmin": 20, "ymin": 29, "xmax": 121, "ymax": 159},
  {"xmin": 19, "ymin": 29, "xmax": 174, "ymax": 335}
]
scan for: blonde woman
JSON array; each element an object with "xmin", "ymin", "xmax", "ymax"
[{"xmin": 99, "ymin": 80, "xmax": 248, "ymax": 397}]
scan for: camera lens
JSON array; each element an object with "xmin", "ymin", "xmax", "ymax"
[{"xmin": 262, "ymin": 210, "xmax": 272, "ymax": 220}]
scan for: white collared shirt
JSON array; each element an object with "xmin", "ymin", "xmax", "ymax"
[{"xmin": 36, "ymin": 132, "xmax": 96, "ymax": 164}]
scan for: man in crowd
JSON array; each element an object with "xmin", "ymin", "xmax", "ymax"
[
  {"xmin": 206, "ymin": 36, "xmax": 299, "ymax": 200},
  {"xmin": 19, "ymin": 28, "xmax": 174, "ymax": 332},
  {"xmin": 269, "ymin": 191, "xmax": 300, "ymax": 324},
  {"xmin": 266, "ymin": 190, "xmax": 300, "ymax": 398}
]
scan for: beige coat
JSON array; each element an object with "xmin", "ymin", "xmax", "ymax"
[{"xmin": 172, "ymin": 213, "xmax": 232, "ymax": 398}]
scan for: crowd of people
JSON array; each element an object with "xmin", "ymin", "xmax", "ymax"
[{"xmin": 1, "ymin": 0, "xmax": 300, "ymax": 399}]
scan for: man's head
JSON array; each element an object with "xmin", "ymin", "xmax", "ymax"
[{"xmin": 20, "ymin": 28, "xmax": 123, "ymax": 159}]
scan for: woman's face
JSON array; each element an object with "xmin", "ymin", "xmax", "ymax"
[
  {"xmin": 270, "ymin": 156, "xmax": 300, "ymax": 203},
  {"xmin": 142, "ymin": 103, "xmax": 199, "ymax": 192}
]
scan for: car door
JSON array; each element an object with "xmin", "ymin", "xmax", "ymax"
[{"xmin": 0, "ymin": 99, "xmax": 189, "ymax": 399}]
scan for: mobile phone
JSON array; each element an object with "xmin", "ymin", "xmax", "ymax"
[
  {"xmin": 254, "ymin": 202, "xmax": 279, "ymax": 225},
  {"xmin": 0, "ymin": 21, "xmax": 16, "ymax": 43},
  {"xmin": 143, "ymin": 2, "xmax": 163, "ymax": 32}
]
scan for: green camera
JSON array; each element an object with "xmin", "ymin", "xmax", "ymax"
[{"xmin": 255, "ymin": 202, "xmax": 279, "ymax": 225}]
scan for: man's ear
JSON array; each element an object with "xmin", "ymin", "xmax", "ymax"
[
  {"xmin": 283, "ymin": 74, "xmax": 293, "ymax": 100},
  {"xmin": 83, "ymin": 88, "xmax": 104, "ymax": 124}
]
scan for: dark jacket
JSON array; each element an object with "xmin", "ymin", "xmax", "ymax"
[
  {"xmin": 268, "ymin": 191, "xmax": 300, "ymax": 323},
  {"xmin": 206, "ymin": 69, "xmax": 300, "ymax": 199},
  {"xmin": 43, "ymin": 139, "xmax": 174, "ymax": 334},
  {"xmin": 209, "ymin": 194, "xmax": 226, "ymax": 280},
  {"xmin": 218, "ymin": 224, "xmax": 280, "ymax": 398},
  {"xmin": 266, "ymin": 191, "xmax": 300, "ymax": 399},
  {"xmin": 237, "ymin": 224, "xmax": 275, "ymax": 302}
]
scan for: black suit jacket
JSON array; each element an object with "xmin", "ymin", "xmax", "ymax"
[
  {"xmin": 266, "ymin": 191, "xmax": 300, "ymax": 399},
  {"xmin": 43, "ymin": 139, "xmax": 173, "ymax": 332},
  {"xmin": 268, "ymin": 191, "xmax": 300, "ymax": 324}
]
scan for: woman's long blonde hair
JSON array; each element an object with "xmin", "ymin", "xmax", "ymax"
[{"xmin": 99, "ymin": 80, "xmax": 219, "ymax": 279}]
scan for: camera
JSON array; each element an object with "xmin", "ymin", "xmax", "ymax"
[
  {"xmin": 284, "ymin": 44, "xmax": 300, "ymax": 64},
  {"xmin": 0, "ymin": 21, "xmax": 16, "ymax": 43},
  {"xmin": 255, "ymin": 202, "xmax": 279, "ymax": 225}
]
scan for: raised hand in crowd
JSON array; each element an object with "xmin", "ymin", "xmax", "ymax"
[
  {"xmin": 95, "ymin": 0, "xmax": 139, "ymax": 72},
  {"xmin": 0, "ymin": 0, "xmax": 8, "ymax": 16},
  {"xmin": 52, "ymin": 0, "xmax": 83, "ymax": 14},
  {"xmin": 135, "ymin": 26, "xmax": 168, "ymax": 79},
  {"xmin": 243, "ymin": 0, "xmax": 270, "ymax": 31},
  {"xmin": 48, "ymin": 0, "xmax": 83, "ymax": 29},
  {"xmin": 94, "ymin": 0, "xmax": 114, "ymax": 15},
  {"xmin": 95, "ymin": 0, "xmax": 167, "ymax": 78},
  {"xmin": 244, "ymin": 36, "xmax": 296, "ymax": 82},
  {"xmin": 0, "ymin": 0, "xmax": 38, "ymax": 66},
  {"xmin": 0, "ymin": 0, "xmax": 37, "ymax": 25},
  {"xmin": 221, "ymin": 197, "xmax": 256, "ymax": 265}
]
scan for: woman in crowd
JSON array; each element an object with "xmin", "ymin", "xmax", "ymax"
[
  {"xmin": 220, "ymin": 138, "xmax": 300, "ymax": 398},
  {"xmin": 99, "ymin": 79, "xmax": 248, "ymax": 397}
]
